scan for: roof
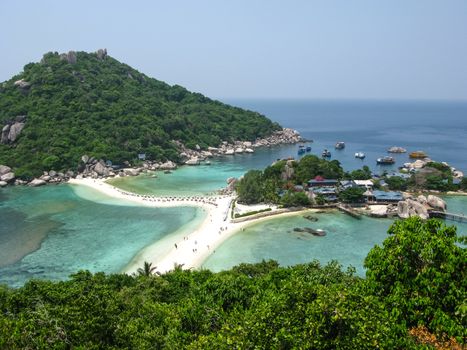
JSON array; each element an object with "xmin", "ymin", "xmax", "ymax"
[
  {"xmin": 311, "ymin": 187, "xmax": 337, "ymax": 195},
  {"xmin": 308, "ymin": 179, "xmax": 338, "ymax": 186},
  {"xmin": 372, "ymin": 190, "xmax": 403, "ymax": 201},
  {"xmin": 354, "ymin": 180, "xmax": 373, "ymax": 187}
]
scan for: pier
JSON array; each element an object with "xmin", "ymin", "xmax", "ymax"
[
  {"xmin": 429, "ymin": 211, "xmax": 467, "ymax": 223},
  {"xmin": 337, "ymin": 204, "xmax": 362, "ymax": 219}
]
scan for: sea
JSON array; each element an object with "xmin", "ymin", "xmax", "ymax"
[{"xmin": 1, "ymin": 100, "xmax": 466, "ymax": 287}]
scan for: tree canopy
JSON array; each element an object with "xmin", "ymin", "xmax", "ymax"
[
  {"xmin": 0, "ymin": 217, "xmax": 465, "ymax": 348},
  {"xmin": 0, "ymin": 51, "xmax": 280, "ymax": 178}
]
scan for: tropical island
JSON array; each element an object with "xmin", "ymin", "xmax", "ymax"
[{"xmin": 0, "ymin": 50, "xmax": 465, "ymax": 349}]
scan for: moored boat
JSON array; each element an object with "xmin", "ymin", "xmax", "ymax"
[
  {"xmin": 322, "ymin": 149, "xmax": 331, "ymax": 158},
  {"xmin": 335, "ymin": 141, "xmax": 345, "ymax": 149},
  {"xmin": 387, "ymin": 146, "xmax": 407, "ymax": 153},
  {"xmin": 298, "ymin": 146, "xmax": 306, "ymax": 155},
  {"xmin": 355, "ymin": 152, "xmax": 365, "ymax": 159},
  {"xmin": 409, "ymin": 150, "xmax": 428, "ymax": 159},
  {"xmin": 306, "ymin": 146, "xmax": 312, "ymax": 152},
  {"xmin": 376, "ymin": 156, "xmax": 395, "ymax": 165}
]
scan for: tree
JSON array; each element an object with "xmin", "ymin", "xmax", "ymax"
[
  {"xmin": 338, "ymin": 187, "xmax": 365, "ymax": 203},
  {"xmin": 236, "ymin": 170, "xmax": 264, "ymax": 204},
  {"xmin": 364, "ymin": 217, "xmax": 466, "ymax": 340},
  {"xmin": 280, "ymin": 191, "xmax": 310, "ymax": 207},
  {"xmin": 385, "ymin": 176, "xmax": 408, "ymax": 191},
  {"xmin": 348, "ymin": 166, "xmax": 372, "ymax": 180},
  {"xmin": 137, "ymin": 261, "xmax": 157, "ymax": 276}
]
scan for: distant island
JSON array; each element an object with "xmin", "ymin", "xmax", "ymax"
[{"xmin": 0, "ymin": 49, "xmax": 282, "ymax": 179}]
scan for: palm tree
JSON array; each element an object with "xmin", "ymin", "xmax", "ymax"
[{"xmin": 137, "ymin": 261, "xmax": 157, "ymax": 276}]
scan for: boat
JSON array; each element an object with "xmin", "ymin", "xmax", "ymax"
[
  {"xmin": 409, "ymin": 151, "xmax": 428, "ymax": 159},
  {"xmin": 376, "ymin": 156, "xmax": 395, "ymax": 165},
  {"xmin": 387, "ymin": 146, "xmax": 407, "ymax": 153},
  {"xmin": 335, "ymin": 141, "xmax": 345, "ymax": 150},
  {"xmin": 204, "ymin": 160, "xmax": 211, "ymax": 165},
  {"xmin": 298, "ymin": 148, "xmax": 306, "ymax": 155},
  {"xmin": 355, "ymin": 152, "xmax": 366, "ymax": 159},
  {"xmin": 306, "ymin": 146, "xmax": 312, "ymax": 152},
  {"xmin": 322, "ymin": 149, "xmax": 331, "ymax": 158}
]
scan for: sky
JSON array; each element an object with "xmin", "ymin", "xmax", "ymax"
[{"xmin": 1, "ymin": 1, "xmax": 466, "ymax": 100}]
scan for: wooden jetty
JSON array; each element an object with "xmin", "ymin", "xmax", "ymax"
[
  {"xmin": 337, "ymin": 204, "xmax": 362, "ymax": 219},
  {"xmin": 429, "ymin": 211, "xmax": 467, "ymax": 223}
]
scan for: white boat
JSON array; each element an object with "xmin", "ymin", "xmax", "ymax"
[
  {"xmin": 355, "ymin": 152, "xmax": 365, "ymax": 159},
  {"xmin": 335, "ymin": 141, "xmax": 345, "ymax": 150}
]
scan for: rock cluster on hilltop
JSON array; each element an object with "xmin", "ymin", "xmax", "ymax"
[{"xmin": 397, "ymin": 194, "xmax": 447, "ymax": 220}]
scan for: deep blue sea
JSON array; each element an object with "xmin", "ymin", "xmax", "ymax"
[
  {"xmin": 226, "ymin": 99, "xmax": 467, "ymax": 173},
  {"xmin": 1, "ymin": 100, "xmax": 466, "ymax": 286}
]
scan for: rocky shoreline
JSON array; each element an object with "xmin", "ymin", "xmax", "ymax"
[{"xmin": 0, "ymin": 128, "xmax": 304, "ymax": 187}]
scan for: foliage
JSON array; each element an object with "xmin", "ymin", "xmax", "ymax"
[
  {"xmin": 280, "ymin": 191, "xmax": 310, "ymax": 207},
  {"xmin": 364, "ymin": 217, "xmax": 466, "ymax": 341},
  {"xmin": 137, "ymin": 261, "xmax": 157, "ymax": 276},
  {"xmin": 0, "ymin": 218, "xmax": 465, "ymax": 348},
  {"xmin": 234, "ymin": 207, "xmax": 271, "ymax": 218},
  {"xmin": 236, "ymin": 155, "xmax": 347, "ymax": 205},
  {"xmin": 346, "ymin": 165, "xmax": 372, "ymax": 180},
  {"xmin": 460, "ymin": 177, "xmax": 467, "ymax": 190},
  {"xmin": 338, "ymin": 187, "xmax": 365, "ymax": 203},
  {"xmin": 236, "ymin": 170, "xmax": 264, "ymax": 204},
  {"xmin": 385, "ymin": 176, "xmax": 409, "ymax": 191},
  {"xmin": 0, "ymin": 51, "xmax": 280, "ymax": 178},
  {"xmin": 294, "ymin": 155, "xmax": 344, "ymax": 184}
]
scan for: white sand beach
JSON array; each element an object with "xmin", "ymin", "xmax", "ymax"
[{"xmin": 69, "ymin": 178, "xmax": 311, "ymax": 275}]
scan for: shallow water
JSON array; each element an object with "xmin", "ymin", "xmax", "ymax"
[
  {"xmin": 1, "ymin": 100, "xmax": 466, "ymax": 287},
  {"xmin": 0, "ymin": 185, "xmax": 204, "ymax": 287},
  {"xmin": 203, "ymin": 196, "xmax": 467, "ymax": 275}
]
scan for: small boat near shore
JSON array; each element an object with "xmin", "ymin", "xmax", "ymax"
[
  {"xmin": 322, "ymin": 149, "xmax": 331, "ymax": 158},
  {"xmin": 298, "ymin": 146, "xmax": 306, "ymax": 155},
  {"xmin": 335, "ymin": 141, "xmax": 345, "ymax": 150},
  {"xmin": 409, "ymin": 150, "xmax": 428, "ymax": 159},
  {"xmin": 306, "ymin": 146, "xmax": 312, "ymax": 152},
  {"xmin": 354, "ymin": 152, "xmax": 365, "ymax": 159},
  {"xmin": 376, "ymin": 156, "xmax": 395, "ymax": 165}
]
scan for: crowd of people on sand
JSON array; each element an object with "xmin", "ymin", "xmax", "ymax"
[{"xmin": 92, "ymin": 180, "xmax": 231, "ymax": 207}]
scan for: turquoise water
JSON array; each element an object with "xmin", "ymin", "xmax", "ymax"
[
  {"xmin": 1, "ymin": 100, "xmax": 466, "ymax": 287},
  {"xmin": 203, "ymin": 196, "xmax": 467, "ymax": 274},
  {"xmin": 202, "ymin": 211, "xmax": 393, "ymax": 276},
  {"xmin": 0, "ymin": 185, "xmax": 205, "ymax": 287}
]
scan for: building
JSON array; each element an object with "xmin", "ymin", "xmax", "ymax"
[
  {"xmin": 138, "ymin": 153, "xmax": 146, "ymax": 161},
  {"xmin": 308, "ymin": 176, "xmax": 339, "ymax": 188},
  {"xmin": 371, "ymin": 190, "xmax": 403, "ymax": 202},
  {"xmin": 354, "ymin": 179, "xmax": 374, "ymax": 190}
]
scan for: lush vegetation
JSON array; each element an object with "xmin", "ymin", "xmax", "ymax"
[
  {"xmin": 234, "ymin": 207, "xmax": 272, "ymax": 218},
  {"xmin": 339, "ymin": 187, "xmax": 365, "ymax": 203},
  {"xmin": 0, "ymin": 217, "xmax": 464, "ymax": 348},
  {"xmin": 236, "ymin": 155, "xmax": 345, "ymax": 205},
  {"xmin": 0, "ymin": 51, "xmax": 280, "ymax": 178}
]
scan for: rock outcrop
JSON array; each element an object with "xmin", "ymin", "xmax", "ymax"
[
  {"xmin": 0, "ymin": 172, "xmax": 15, "ymax": 182},
  {"xmin": 159, "ymin": 161, "xmax": 177, "ymax": 170},
  {"xmin": 60, "ymin": 51, "xmax": 77, "ymax": 64},
  {"xmin": 96, "ymin": 48, "xmax": 108, "ymax": 60},
  {"xmin": 397, "ymin": 194, "xmax": 446, "ymax": 220},
  {"xmin": 1, "ymin": 116, "xmax": 26, "ymax": 144},
  {"xmin": 28, "ymin": 178, "xmax": 46, "ymax": 187},
  {"xmin": 280, "ymin": 160, "xmax": 295, "ymax": 181},
  {"xmin": 427, "ymin": 195, "xmax": 447, "ymax": 211},
  {"xmin": 0, "ymin": 165, "xmax": 11, "ymax": 176},
  {"xmin": 13, "ymin": 79, "xmax": 31, "ymax": 90}
]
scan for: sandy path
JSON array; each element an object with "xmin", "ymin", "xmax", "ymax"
[{"xmin": 68, "ymin": 178, "xmax": 311, "ymax": 275}]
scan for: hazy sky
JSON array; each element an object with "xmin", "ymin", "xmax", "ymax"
[{"xmin": 1, "ymin": 1, "xmax": 466, "ymax": 100}]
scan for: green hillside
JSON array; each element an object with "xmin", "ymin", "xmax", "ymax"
[{"xmin": 0, "ymin": 50, "xmax": 280, "ymax": 178}]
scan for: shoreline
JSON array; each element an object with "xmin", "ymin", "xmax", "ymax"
[{"xmin": 68, "ymin": 178, "xmax": 314, "ymax": 275}]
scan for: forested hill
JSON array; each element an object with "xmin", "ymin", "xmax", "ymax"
[{"xmin": 0, "ymin": 49, "xmax": 280, "ymax": 178}]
